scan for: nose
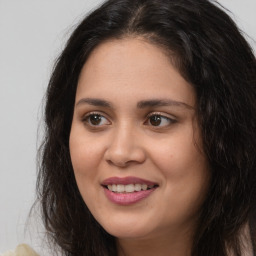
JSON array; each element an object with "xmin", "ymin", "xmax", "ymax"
[{"xmin": 104, "ymin": 124, "xmax": 146, "ymax": 168}]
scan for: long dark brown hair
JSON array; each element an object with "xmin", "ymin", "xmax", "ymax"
[{"xmin": 37, "ymin": 0, "xmax": 256, "ymax": 255}]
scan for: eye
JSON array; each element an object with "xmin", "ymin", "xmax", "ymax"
[
  {"xmin": 83, "ymin": 113, "xmax": 110, "ymax": 126},
  {"xmin": 146, "ymin": 114, "xmax": 176, "ymax": 127}
]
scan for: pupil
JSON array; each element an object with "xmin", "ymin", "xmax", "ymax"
[
  {"xmin": 90, "ymin": 115, "xmax": 101, "ymax": 125},
  {"xmin": 150, "ymin": 115, "xmax": 161, "ymax": 126}
]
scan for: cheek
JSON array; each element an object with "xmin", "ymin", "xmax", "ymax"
[
  {"xmin": 69, "ymin": 132, "xmax": 104, "ymax": 211},
  {"xmin": 148, "ymin": 129, "xmax": 210, "ymax": 213},
  {"xmin": 70, "ymin": 129, "xmax": 102, "ymax": 173},
  {"xmin": 149, "ymin": 130, "xmax": 202, "ymax": 174},
  {"xmin": 151, "ymin": 139, "xmax": 208, "ymax": 196},
  {"xmin": 69, "ymin": 127, "xmax": 105, "ymax": 199}
]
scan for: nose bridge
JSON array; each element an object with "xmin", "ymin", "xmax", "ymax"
[
  {"xmin": 113, "ymin": 121, "xmax": 134, "ymax": 147},
  {"xmin": 104, "ymin": 121, "xmax": 145, "ymax": 166}
]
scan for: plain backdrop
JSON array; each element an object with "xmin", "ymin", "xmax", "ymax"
[{"xmin": 0, "ymin": 0, "xmax": 255, "ymax": 254}]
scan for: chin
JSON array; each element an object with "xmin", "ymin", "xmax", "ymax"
[
  {"xmin": 106, "ymin": 226, "xmax": 152, "ymax": 239},
  {"xmin": 98, "ymin": 217, "xmax": 157, "ymax": 239}
]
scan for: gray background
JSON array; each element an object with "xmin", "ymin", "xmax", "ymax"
[{"xmin": 0, "ymin": 0, "xmax": 255, "ymax": 254}]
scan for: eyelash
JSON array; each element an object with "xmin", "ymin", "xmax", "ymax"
[
  {"xmin": 82, "ymin": 112, "xmax": 111, "ymax": 127},
  {"xmin": 82, "ymin": 112, "xmax": 176, "ymax": 128},
  {"xmin": 145, "ymin": 112, "xmax": 177, "ymax": 127}
]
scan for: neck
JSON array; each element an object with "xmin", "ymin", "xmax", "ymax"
[{"xmin": 116, "ymin": 229, "xmax": 193, "ymax": 256}]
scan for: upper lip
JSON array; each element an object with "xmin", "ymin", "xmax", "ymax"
[{"xmin": 101, "ymin": 176, "xmax": 158, "ymax": 186}]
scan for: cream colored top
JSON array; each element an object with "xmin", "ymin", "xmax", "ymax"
[{"xmin": 1, "ymin": 244, "xmax": 39, "ymax": 256}]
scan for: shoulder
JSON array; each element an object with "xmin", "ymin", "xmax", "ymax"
[{"xmin": 1, "ymin": 244, "xmax": 39, "ymax": 256}]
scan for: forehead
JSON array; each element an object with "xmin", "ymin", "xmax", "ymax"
[{"xmin": 76, "ymin": 37, "xmax": 195, "ymax": 108}]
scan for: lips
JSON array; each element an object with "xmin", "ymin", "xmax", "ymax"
[{"xmin": 101, "ymin": 176, "xmax": 158, "ymax": 205}]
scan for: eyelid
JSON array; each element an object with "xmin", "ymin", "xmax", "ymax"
[
  {"xmin": 146, "ymin": 111, "xmax": 176, "ymax": 120},
  {"xmin": 145, "ymin": 112, "xmax": 177, "ymax": 126},
  {"xmin": 82, "ymin": 111, "xmax": 111, "ymax": 126},
  {"xmin": 82, "ymin": 110, "xmax": 109, "ymax": 119},
  {"xmin": 80, "ymin": 111, "xmax": 177, "ymax": 128}
]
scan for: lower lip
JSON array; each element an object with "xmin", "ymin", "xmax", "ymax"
[{"xmin": 103, "ymin": 187, "xmax": 157, "ymax": 205}]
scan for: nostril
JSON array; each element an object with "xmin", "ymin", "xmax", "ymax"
[
  {"xmin": 106, "ymin": 159, "xmax": 129, "ymax": 168},
  {"xmin": 105, "ymin": 147, "xmax": 146, "ymax": 167}
]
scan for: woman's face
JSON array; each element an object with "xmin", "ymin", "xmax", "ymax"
[{"xmin": 69, "ymin": 38, "xmax": 210, "ymax": 241}]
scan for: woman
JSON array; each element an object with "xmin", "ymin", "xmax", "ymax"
[{"xmin": 37, "ymin": 0, "xmax": 256, "ymax": 255}]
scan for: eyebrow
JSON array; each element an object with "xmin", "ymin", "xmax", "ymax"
[
  {"xmin": 76, "ymin": 98, "xmax": 194, "ymax": 110},
  {"xmin": 76, "ymin": 98, "xmax": 112, "ymax": 108},
  {"xmin": 137, "ymin": 99, "xmax": 194, "ymax": 110}
]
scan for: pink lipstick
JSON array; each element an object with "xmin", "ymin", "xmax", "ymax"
[{"xmin": 102, "ymin": 176, "xmax": 158, "ymax": 205}]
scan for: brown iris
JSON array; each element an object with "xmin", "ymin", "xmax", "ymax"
[
  {"xmin": 89, "ymin": 114, "xmax": 102, "ymax": 125},
  {"xmin": 149, "ymin": 115, "xmax": 162, "ymax": 126}
]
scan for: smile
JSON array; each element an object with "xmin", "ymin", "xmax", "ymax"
[
  {"xmin": 106, "ymin": 184, "xmax": 155, "ymax": 193},
  {"xmin": 102, "ymin": 176, "xmax": 158, "ymax": 205}
]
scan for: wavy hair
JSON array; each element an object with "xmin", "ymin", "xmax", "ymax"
[{"xmin": 37, "ymin": 0, "xmax": 256, "ymax": 255}]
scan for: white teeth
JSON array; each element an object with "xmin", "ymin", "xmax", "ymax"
[
  {"xmin": 106, "ymin": 183, "xmax": 155, "ymax": 193},
  {"xmin": 142, "ymin": 184, "xmax": 147, "ymax": 191},
  {"xmin": 116, "ymin": 184, "xmax": 125, "ymax": 193},
  {"xmin": 125, "ymin": 184, "xmax": 135, "ymax": 193},
  {"xmin": 134, "ymin": 184, "xmax": 141, "ymax": 191},
  {"xmin": 112, "ymin": 184, "xmax": 117, "ymax": 192}
]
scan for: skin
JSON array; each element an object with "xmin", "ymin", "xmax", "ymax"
[{"xmin": 69, "ymin": 37, "xmax": 210, "ymax": 256}]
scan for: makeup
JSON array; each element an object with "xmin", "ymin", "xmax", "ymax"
[{"xmin": 102, "ymin": 176, "xmax": 158, "ymax": 205}]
